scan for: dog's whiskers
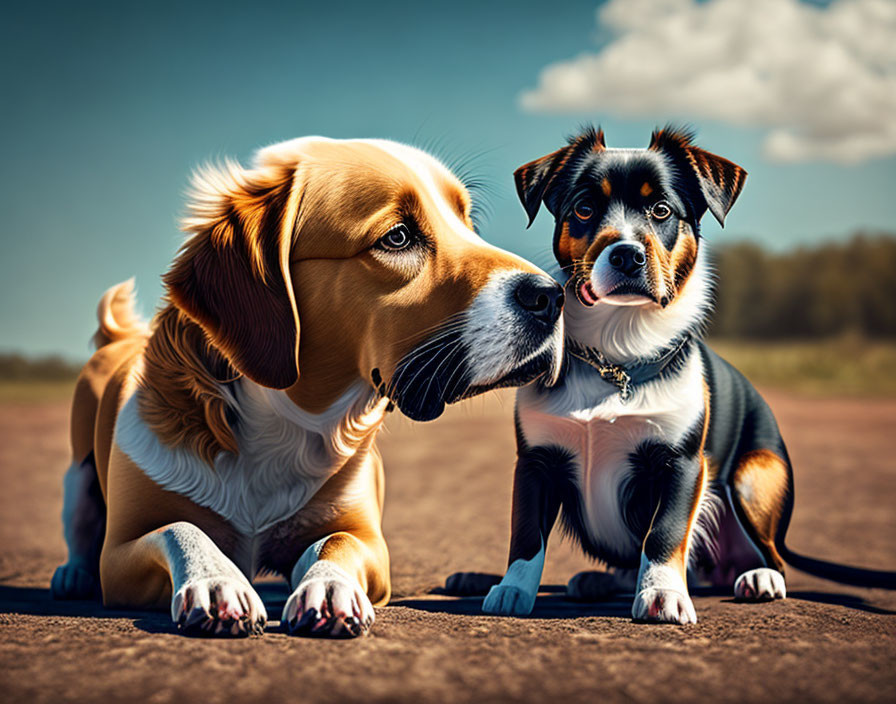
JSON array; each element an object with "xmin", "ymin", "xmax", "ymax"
[{"xmin": 391, "ymin": 337, "xmax": 464, "ymax": 405}]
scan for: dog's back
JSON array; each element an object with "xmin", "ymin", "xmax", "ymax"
[{"xmin": 699, "ymin": 343, "xmax": 789, "ymax": 485}]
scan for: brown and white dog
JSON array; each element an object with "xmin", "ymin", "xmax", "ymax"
[{"xmin": 52, "ymin": 137, "xmax": 565, "ymax": 637}]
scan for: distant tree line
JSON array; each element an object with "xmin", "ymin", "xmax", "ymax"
[
  {"xmin": 0, "ymin": 353, "xmax": 81, "ymax": 381},
  {"xmin": 709, "ymin": 232, "xmax": 896, "ymax": 339},
  {"xmin": 2, "ymin": 233, "xmax": 894, "ymax": 379}
]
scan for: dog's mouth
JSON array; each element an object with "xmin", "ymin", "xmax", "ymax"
[
  {"xmin": 575, "ymin": 280, "xmax": 599, "ymax": 307},
  {"xmin": 384, "ymin": 330, "xmax": 559, "ymax": 423},
  {"xmin": 574, "ymin": 277, "xmax": 656, "ymax": 308}
]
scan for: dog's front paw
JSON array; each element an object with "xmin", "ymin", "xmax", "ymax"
[
  {"xmin": 283, "ymin": 561, "xmax": 374, "ymax": 638},
  {"xmin": 482, "ymin": 584, "xmax": 536, "ymax": 616},
  {"xmin": 632, "ymin": 588, "xmax": 697, "ymax": 625},
  {"xmin": 172, "ymin": 577, "xmax": 267, "ymax": 637},
  {"xmin": 51, "ymin": 562, "xmax": 98, "ymax": 600},
  {"xmin": 734, "ymin": 568, "xmax": 786, "ymax": 601}
]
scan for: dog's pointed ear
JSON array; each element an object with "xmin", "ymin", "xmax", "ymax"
[
  {"xmin": 649, "ymin": 126, "xmax": 746, "ymax": 226},
  {"xmin": 164, "ymin": 158, "xmax": 302, "ymax": 389},
  {"xmin": 514, "ymin": 126, "xmax": 606, "ymax": 227}
]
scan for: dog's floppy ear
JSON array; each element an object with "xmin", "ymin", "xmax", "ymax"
[
  {"xmin": 514, "ymin": 126, "xmax": 606, "ymax": 226},
  {"xmin": 164, "ymin": 158, "xmax": 301, "ymax": 389},
  {"xmin": 649, "ymin": 126, "xmax": 746, "ymax": 226}
]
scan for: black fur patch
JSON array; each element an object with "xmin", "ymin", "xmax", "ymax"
[{"xmin": 618, "ymin": 432, "xmax": 702, "ymax": 564}]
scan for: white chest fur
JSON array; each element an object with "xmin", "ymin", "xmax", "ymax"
[
  {"xmin": 115, "ymin": 379, "xmax": 387, "ymax": 537},
  {"xmin": 516, "ymin": 352, "xmax": 706, "ymax": 555}
]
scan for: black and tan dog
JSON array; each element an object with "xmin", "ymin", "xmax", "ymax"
[
  {"xmin": 52, "ymin": 137, "xmax": 566, "ymax": 638},
  {"xmin": 449, "ymin": 126, "xmax": 895, "ymax": 623}
]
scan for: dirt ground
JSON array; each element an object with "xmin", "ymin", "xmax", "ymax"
[{"xmin": 0, "ymin": 387, "xmax": 894, "ymax": 704}]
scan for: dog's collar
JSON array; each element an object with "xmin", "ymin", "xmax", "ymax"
[{"xmin": 565, "ymin": 334, "xmax": 692, "ymax": 402}]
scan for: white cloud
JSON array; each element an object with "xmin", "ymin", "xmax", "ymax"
[{"xmin": 520, "ymin": 0, "xmax": 896, "ymax": 164}]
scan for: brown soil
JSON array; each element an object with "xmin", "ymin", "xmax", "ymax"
[{"xmin": 1, "ymin": 389, "xmax": 894, "ymax": 704}]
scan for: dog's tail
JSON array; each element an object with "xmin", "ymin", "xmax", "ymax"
[
  {"xmin": 777, "ymin": 539, "xmax": 896, "ymax": 589},
  {"xmin": 92, "ymin": 279, "xmax": 149, "ymax": 349}
]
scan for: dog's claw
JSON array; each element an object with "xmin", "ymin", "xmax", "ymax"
[
  {"xmin": 632, "ymin": 588, "xmax": 697, "ymax": 625},
  {"xmin": 171, "ymin": 578, "xmax": 266, "ymax": 638},
  {"xmin": 734, "ymin": 568, "xmax": 786, "ymax": 601},
  {"xmin": 283, "ymin": 561, "xmax": 375, "ymax": 639}
]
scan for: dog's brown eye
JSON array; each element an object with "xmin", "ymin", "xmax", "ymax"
[
  {"xmin": 573, "ymin": 200, "xmax": 594, "ymax": 222},
  {"xmin": 650, "ymin": 201, "xmax": 672, "ymax": 220},
  {"xmin": 378, "ymin": 224, "xmax": 414, "ymax": 251}
]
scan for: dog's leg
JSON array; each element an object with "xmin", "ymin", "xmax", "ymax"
[
  {"xmin": 282, "ymin": 530, "xmax": 389, "ymax": 638},
  {"xmin": 631, "ymin": 455, "xmax": 705, "ymax": 625},
  {"xmin": 52, "ymin": 453, "xmax": 106, "ymax": 600},
  {"xmin": 100, "ymin": 522, "xmax": 267, "ymax": 636},
  {"xmin": 728, "ymin": 449, "xmax": 790, "ymax": 601},
  {"xmin": 481, "ymin": 448, "xmax": 562, "ymax": 617},
  {"xmin": 567, "ymin": 567, "xmax": 637, "ymax": 601}
]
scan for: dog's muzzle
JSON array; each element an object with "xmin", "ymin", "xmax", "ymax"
[
  {"xmin": 579, "ymin": 241, "xmax": 656, "ymax": 307},
  {"xmin": 386, "ymin": 271, "xmax": 565, "ymax": 421}
]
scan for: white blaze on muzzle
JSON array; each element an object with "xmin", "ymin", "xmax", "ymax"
[{"xmin": 461, "ymin": 269, "xmax": 564, "ymax": 388}]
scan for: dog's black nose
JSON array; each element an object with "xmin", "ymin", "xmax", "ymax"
[
  {"xmin": 514, "ymin": 275, "xmax": 564, "ymax": 324},
  {"xmin": 608, "ymin": 243, "xmax": 647, "ymax": 277}
]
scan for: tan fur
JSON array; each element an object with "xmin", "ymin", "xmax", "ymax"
[
  {"xmin": 92, "ymin": 279, "xmax": 148, "ymax": 349},
  {"xmin": 732, "ymin": 449, "xmax": 789, "ymax": 572},
  {"xmin": 70, "ymin": 281, "xmax": 150, "ymax": 467},
  {"xmin": 139, "ymin": 305, "xmax": 239, "ymax": 465},
  {"xmin": 578, "ymin": 227, "xmax": 621, "ymax": 276},
  {"xmin": 637, "ymin": 223, "xmax": 698, "ymax": 305},
  {"xmin": 70, "ymin": 138, "xmax": 544, "ymax": 625},
  {"xmin": 669, "ymin": 222, "xmax": 699, "ymax": 291}
]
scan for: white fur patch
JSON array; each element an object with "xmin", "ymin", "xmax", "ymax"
[
  {"xmin": 632, "ymin": 552, "xmax": 697, "ymax": 624},
  {"xmin": 517, "ymin": 351, "xmax": 707, "ymax": 560},
  {"xmin": 690, "ymin": 484, "xmax": 723, "ymax": 568},
  {"xmin": 462, "ymin": 271, "xmax": 564, "ymax": 388},
  {"xmin": 565, "ymin": 247, "xmax": 711, "ymax": 364},
  {"xmin": 152, "ymin": 521, "xmax": 267, "ymax": 632},
  {"xmin": 734, "ymin": 567, "xmax": 786, "ymax": 601},
  {"xmin": 282, "ymin": 558, "xmax": 375, "ymax": 633},
  {"xmin": 115, "ymin": 380, "xmax": 388, "ymax": 539}
]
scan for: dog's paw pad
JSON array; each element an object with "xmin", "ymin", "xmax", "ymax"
[
  {"xmin": 444, "ymin": 572, "xmax": 501, "ymax": 596},
  {"xmin": 172, "ymin": 578, "xmax": 267, "ymax": 637},
  {"xmin": 283, "ymin": 562, "xmax": 374, "ymax": 639},
  {"xmin": 632, "ymin": 588, "xmax": 697, "ymax": 625},
  {"xmin": 734, "ymin": 568, "xmax": 786, "ymax": 601},
  {"xmin": 567, "ymin": 571, "xmax": 620, "ymax": 601},
  {"xmin": 482, "ymin": 584, "xmax": 535, "ymax": 616},
  {"xmin": 51, "ymin": 563, "xmax": 98, "ymax": 600}
]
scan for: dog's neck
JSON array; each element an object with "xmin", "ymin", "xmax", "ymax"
[
  {"xmin": 221, "ymin": 378, "xmax": 389, "ymax": 466},
  {"xmin": 138, "ymin": 305, "xmax": 386, "ymax": 465},
  {"xmin": 563, "ymin": 248, "xmax": 711, "ymax": 366}
]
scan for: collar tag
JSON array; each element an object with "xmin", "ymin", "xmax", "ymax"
[
  {"xmin": 567, "ymin": 343, "xmax": 632, "ymax": 402},
  {"xmin": 565, "ymin": 334, "xmax": 691, "ymax": 403}
]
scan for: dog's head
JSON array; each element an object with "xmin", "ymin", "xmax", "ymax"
[
  {"xmin": 515, "ymin": 126, "xmax": 746, "ymax": 313},
  {"xmin": 165, "ymin": 137, "xmax": 564, "ymax": 422}
]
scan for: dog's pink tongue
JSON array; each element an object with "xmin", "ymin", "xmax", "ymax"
[{"xmin": 578, "ymin": 281, "xmax": 599, "ymax": 307}]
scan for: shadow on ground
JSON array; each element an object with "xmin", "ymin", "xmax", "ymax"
[
  {"xmin": 5, "ymin": 579, "xmax": 889, "ymax": 635},
  {"xmin": 0, "ymin": 582, "xmax": 296, "ymax": 634}
]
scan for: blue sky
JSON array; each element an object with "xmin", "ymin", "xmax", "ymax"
[{"xmin": 2, "ymin": 0, "xmax": 894, "ymax": 359}]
